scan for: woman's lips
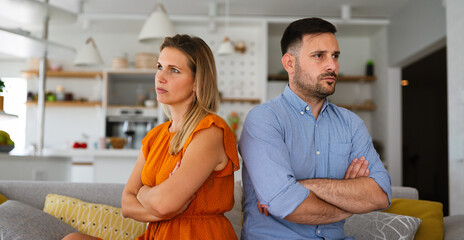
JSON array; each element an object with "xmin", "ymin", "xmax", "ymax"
[{"xmin": 156, "ymin": 87, "xmax": 167, "ymax": 94}]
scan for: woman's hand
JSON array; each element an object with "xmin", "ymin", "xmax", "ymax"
[{"xmin": 170, "ymin": 161, "xmax": 181, "ymax": 177}]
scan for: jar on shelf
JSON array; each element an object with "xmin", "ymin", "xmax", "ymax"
[{"xmin": 56, "ymin": 85, "xmax": 65, "ymax": 101}]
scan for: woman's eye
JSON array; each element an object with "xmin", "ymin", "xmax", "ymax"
[
  {"xmin": 333, "ymin": 54, "xmax": 340, "ymax": 59},
  {"xmin": 314, "ymin": 54, "xmax": 322, "ymax": 58},
  {"xmin": 157, "ymin": 65, "xmax": 163, "ymax": 70},
  {"xmin": 172, "ymin": 68, "xmax": 179, "ymax": 73}
]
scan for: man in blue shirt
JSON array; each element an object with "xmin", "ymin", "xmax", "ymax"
[{"xmin": 239, "ymin": 17, "xmax": 392, "ymax": 239}]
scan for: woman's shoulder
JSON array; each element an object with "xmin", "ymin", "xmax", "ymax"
[{"xmin": 195, "ymin": 114, "xmax": 230, "ymax": 132}]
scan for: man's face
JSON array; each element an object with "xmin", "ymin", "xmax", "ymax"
[{"xmin": 291, "ymin": 33, "xmax": 340, "ymax": 100}]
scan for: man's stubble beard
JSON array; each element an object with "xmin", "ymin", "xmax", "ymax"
[{"xmin": 293, "ymin": 59, "xmax": 336, "ymax": 100}]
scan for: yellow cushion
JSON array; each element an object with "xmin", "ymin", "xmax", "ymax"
[
  {"xmin": 382, "ymin": 198, "xmax": 443, "ymax": 240},
  {"xmin": 0, "ymin": 193, "xmax": 7, "ymax": 205},
  {"xmin": 43, "ymin": 194, "xmax": 146, "ymax": 240}
]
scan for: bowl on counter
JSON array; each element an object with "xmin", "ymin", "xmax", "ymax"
[
  {"xmin": 0, "ymin": 145, "xmax": 14, "ymax": 153},
  {"xmin": 109, "ymin": 137, "xmax": 126, "ymax": 149}
]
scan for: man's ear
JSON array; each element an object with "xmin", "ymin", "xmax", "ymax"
[{"xmin": 281, "ymin": 53, "xmax": 296, "ymax": 74}]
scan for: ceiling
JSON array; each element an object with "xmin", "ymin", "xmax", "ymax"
[
  {"xmin": 0, "ymin": 0, "xmax": 414, "ymax": 59},
  {"xmin": 56, "ymin": 0, "xmax": 412, "ymax": 19}
]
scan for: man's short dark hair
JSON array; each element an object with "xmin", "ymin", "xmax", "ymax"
[{"xmin": 280, "ymin": 17, "xmax": 337, "ymax": 56}]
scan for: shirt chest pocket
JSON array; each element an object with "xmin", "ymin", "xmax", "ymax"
[{"xmin": 328, "ymin": 143, "xmax": 352, "ymax": 179}]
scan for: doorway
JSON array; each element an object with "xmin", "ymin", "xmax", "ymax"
[{"xmin": 402, "ymin": 47, "xmax": 448, "ymax": 215}]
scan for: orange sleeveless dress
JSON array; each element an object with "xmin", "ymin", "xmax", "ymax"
[{"xmin": 136, "ymin": 114, "xmax": 240, "ymax": 240}]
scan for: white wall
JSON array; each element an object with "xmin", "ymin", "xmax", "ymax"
[
  {"xmin": 388, "ymin": 0, "xmax": 446, "ymax": 66},
  {"xmin": 369, "ymin": 27, "xmax": 402, "ymax": 185},
  {"xmin": 446, "ymin": 0, "xmax": 464, "ymax": 215},
  {"xmin": 16, "ymin": 18, "xmax": 267, "ymax": 149}
]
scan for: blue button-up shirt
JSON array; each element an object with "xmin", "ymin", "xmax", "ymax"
[{"xmin": 239, "ymin": 85, "xmax": 392, "ymax": 240}]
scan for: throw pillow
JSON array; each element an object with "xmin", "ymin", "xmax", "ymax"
[
  {"xmin": 0, "ymin": 193, "xmax": 7, "ymax": 205},
  {"xmin": 43, "ymin": 194, "xmax": 147, "ymax": 240},
  {"xmin": 0, "ymin": 200, "xmax": 78, "ymax": 240},
  {"xmin": 344, "ymin": 211, "xmax": 421, "ymax": 240},
  {"xmin": 382, "ymin": 198, "xmax": 444, "ymax": 240}
]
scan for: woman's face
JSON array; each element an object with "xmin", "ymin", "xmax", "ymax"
[{"xmin": 155, "ymin": 47, "xmax": 195, "ymax": 108}]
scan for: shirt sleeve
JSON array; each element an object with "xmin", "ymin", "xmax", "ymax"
[
  {"xmin": 239, "ymin": 105, "xmax": 309, "ymax": 219},
  {"xmin": 349, "ymin": 113, "xmax": 392, "ymax": 206}
]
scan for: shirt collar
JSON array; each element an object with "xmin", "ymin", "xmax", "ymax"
[{"xmin": 283, "ymin": 85, "xmax": 330, "ymax": 115}]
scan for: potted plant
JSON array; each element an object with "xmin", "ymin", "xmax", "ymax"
[{"xmin": 0, "ymin": 78, "xmax": 5, "ymax": 111}]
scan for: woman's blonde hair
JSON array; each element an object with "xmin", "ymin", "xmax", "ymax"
[{"xmin": 159, "ymin": 34, "xmax": 220, "ymax": 155}]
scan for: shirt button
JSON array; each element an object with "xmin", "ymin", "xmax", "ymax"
[
  {"xmin": 306, "ymin": 106, "xmax": 310, "ymax": 110},
  {"xmin": 300, "ymin": 111, "xmax": 304, "ymax": 115},
  {"xmin": 317, "ymin": 229, "xmax": 321, "ymax": 234},
  {"xmin": 316, "ymin": 151, "xmax": 320, "ymax": 155}
]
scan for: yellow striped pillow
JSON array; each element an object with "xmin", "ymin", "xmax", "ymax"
[
  {"xmin": 43, "ymin": 194, "xmax": 146, "ymax": 240},
  {"xmin": 0, "ymin": 193, "xmax": 7, "ymax": 205}
]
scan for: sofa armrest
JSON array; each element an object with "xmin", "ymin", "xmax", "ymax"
[
  {"xmin": 444, "ymin": 215, "xmax": 464, "ymax": 240},
  {"xmin": 391, "ymin": 186, "xmax": 419, "ymax": 200}
]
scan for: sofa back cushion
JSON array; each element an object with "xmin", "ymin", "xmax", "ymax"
[
  {"xmin": 0, "ymin": 180, "xmax": 125, "ymax": 209},
  {"xmin": 0, "ymin": 200, "xmax": 78, "ymax": 240}
]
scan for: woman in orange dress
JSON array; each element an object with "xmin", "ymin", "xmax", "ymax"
[{"xmin": 63, "ymin": 34, "xmax": 239, "ymax": 240}]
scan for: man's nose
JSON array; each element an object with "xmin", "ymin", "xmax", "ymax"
[{"xmin": 325, "ymin": 57, "xmax": 338, "ymax": 72}]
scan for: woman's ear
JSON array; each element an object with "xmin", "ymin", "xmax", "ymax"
[{"xmin": 281, "ymin": 53, "xmax": 296, "ymax": 74}]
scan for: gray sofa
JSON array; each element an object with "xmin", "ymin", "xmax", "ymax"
[{"xmin": 0, "ymin": 180, "xmax": 463, "ymax": 240}]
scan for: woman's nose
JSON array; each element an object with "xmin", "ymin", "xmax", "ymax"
[{"xmin": 156, "ymin": 70, "xmax": 166, "ymax": 83}]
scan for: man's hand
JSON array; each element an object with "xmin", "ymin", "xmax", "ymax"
[
  {"xmin": 257, "ymin": 202, "xmax": 270, "ymax": 216},
  {"xmin": 344, "ymin": 157, "xmax": 369, "ymax": 179}
]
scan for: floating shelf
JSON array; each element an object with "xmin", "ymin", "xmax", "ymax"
[
  {"xmin": 107, "ymin": 105, "xmax": 157, "ymax": 109},
  {"xmin": 220, "ymin": 98, "xmax": 261, "ymax": 104},
  {"xmin": 0, "ymin": 111, "xmax": 18, "ymax": 119},
  {"xmin": 26, "ymin": 101, "xmax": 102, "ymax": 107},
  {"xmin": 268, "ymin": 74, "xmax": 376, "ymax": 82},
  {"xmin": 21, "ymin": 70, "xmax": 103, "ymax": 79},
  {"xmin": 337, "ymin": 103, "xmax": 377, "ymax": 111}
]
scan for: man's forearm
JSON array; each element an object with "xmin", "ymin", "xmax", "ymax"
[
  {"xmin": 298, "ymin": 177, "xmax": 389, "ymax": 214},
  {"xmin": 284, "ymin": 191, "xmax": 352, "ymax": 225}
]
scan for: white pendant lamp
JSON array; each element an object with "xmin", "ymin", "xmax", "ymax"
[
  {"xmin": 138, "ymin": 1, "xmax": 175, "ymax": 43},
  {"xmin": 217, "ymin": 0, "xmax": 234, "ymax": 55},
  {"xmin": 218, "ymin": 37, "xmax": 234, "ymax": 55},
  {"xmin": 74, "ymin": 37, "xmax": 104, "ymax": 66}
]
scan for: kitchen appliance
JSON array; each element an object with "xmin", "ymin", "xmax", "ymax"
[{"xmin": 105, "ymin": 108, "xmax": 157, "ymax": 149}]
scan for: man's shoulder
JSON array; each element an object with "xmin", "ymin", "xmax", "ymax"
[
  {"xmin": 248, "ymin": 95, "xmax": 289, "ymax": 117},
  {"xmin": 326, "ymin": 102, "xmax": 364, "ymax": 123}
]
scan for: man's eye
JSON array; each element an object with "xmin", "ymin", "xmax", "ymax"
[
  {"xmin": 333, "ymin": 54, "xmax": 340, "ymax": 59},
  {"xmin": 314, "ymin": 54, "xmax": 322, "ymax": 58},
  {"xmin": 157, "ymin": 65, "xmax": 163, "ymax": 70}
]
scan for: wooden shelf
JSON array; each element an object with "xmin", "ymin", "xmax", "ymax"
[
  {"xmin": 221, "ymin": 98, "xmax": 261, "ymax": 104},
  {"xmin": 107, "ymin": 105, "xmax": 157, "ymax": 109},
  {"xmin": 268, "ymin": 74, "xmax": 376, "ymax": 82},
  {"xmin": 26, "ymin": 101, "xmax": 102, "ymax": 107},
  {"xmin": 21, "ymin": 70, "xmax": 103, "ymax": 79},
  {"xmin": 0, "ymin": 111, "xmax": 18, "ymax": 119},
  {"xmin": 337, "ymin": 103, "xmax": 377, "ymax": 111}
]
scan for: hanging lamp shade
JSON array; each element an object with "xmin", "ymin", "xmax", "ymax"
[
  {"xmin": 138, "ymin": 3, "xmax": 175, "ymax": 43},
  {"xmin": 218, "ymin": 36, "xmax": 234, "ymax": 55},
  {"xmin": 74, "ymin": 37, "xmax": 104, "ymax": 66}
]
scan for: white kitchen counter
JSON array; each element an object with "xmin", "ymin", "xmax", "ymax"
[
  {"xmin": 0, "ymin": 153, "xmax": 71, "ymax": 181},
  {"xmin": 38, "ymin": 148, "xmax": 139, "ymax": 184},
  {"xmin": 42, "ymin": 148, "xmax": 140, "ymax": 158}
]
